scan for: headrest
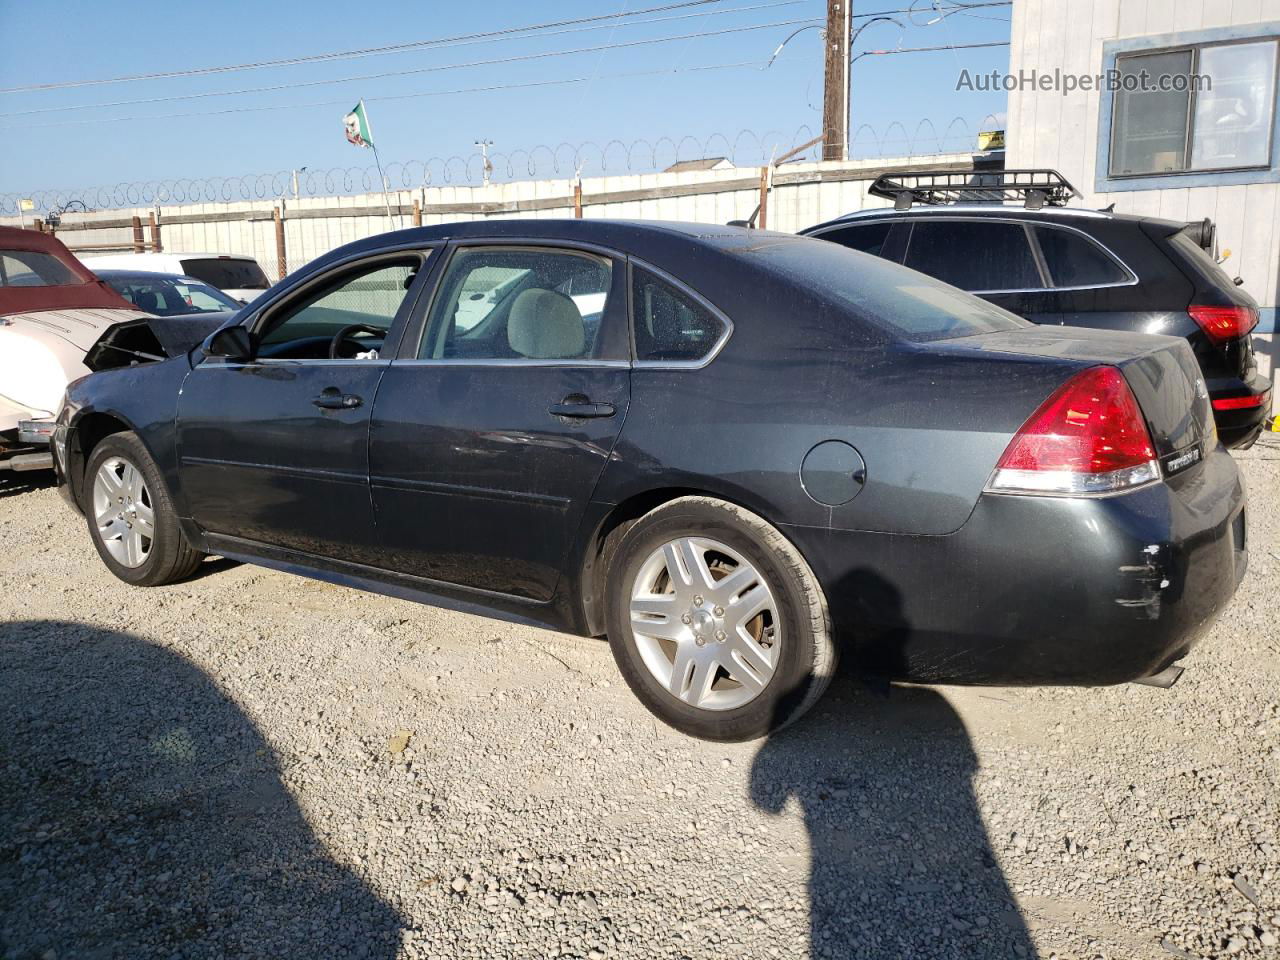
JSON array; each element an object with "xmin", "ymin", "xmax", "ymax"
[{"xmin": 507, "ymin": 288, "xmax": 585, "ymax": 359}]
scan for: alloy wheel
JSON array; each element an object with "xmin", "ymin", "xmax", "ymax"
[
  {"xmin": 629, "ymin": 536, "xmax": 780, "ymax": 711},
  {"xmin": 92, "ymin": 456, "xmax": 154, "ymax": 568}
]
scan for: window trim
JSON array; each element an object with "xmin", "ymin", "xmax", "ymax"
[
  {"xmin": 247, "ymin": 250, "xmax": 429, "ymax": 364},
  {"xmin": 627, "ymin": 256, "xmax": 735, "ymax": 370},
  {"xmin": 902, "ymin": 217, "xmax": 1139, "ymax": 294},
  {"xmin": 408, "ymin": 241, "xmax": 623, "ymax": 364},
  {"xmin": 1097, "ymin": 23, "xmax": 1280, "ymax": 193}
]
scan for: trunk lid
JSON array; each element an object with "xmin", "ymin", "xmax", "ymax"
[{"xmin": 943, "ymin": 325, "xmax": 1213, "ymax": 469}]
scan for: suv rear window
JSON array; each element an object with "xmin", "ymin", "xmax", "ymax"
[
  {"xmin": 0, "ymin": 250, "xmax": 78, "ymax": 287},
  {"xmin": 904, "ymin": 220, "xmax": 1042, "ymax": 291},
  {"xmin": 180, "ymin": 258, "xmax": 270, "ymax": 291},
  {"xmin": 1034, "ymin": 226, "xmax": 1131, "ymax": 287}
]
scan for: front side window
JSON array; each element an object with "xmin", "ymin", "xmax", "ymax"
[
  {"xmin": 903, "ymin": 220, "xmax": 1042, "ymax": 292},
  {"xmin": 420, "ymin": 247, "xmax": 611, "ymax": 361},
  {"xmin": 1110, "ymin": 39, "xmax": 1278, "ymax": 177},
  {"xmin": 0, "ymin": 250, "xmax": 79, "ymax": 287},
  {"xmin": 631, "ymin": 268, "xmax": 727, "ymax": 363},
  {"xmin": 258, "ymin": 258, "xmax": 420, "ymax": 360}
]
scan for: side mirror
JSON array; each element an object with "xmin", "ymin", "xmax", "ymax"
[{"xmin": 204, "ymin": 325, "xmax": 255, "ymax": 361}]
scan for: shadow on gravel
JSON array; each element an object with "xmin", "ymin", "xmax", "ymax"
[
  {"xmin": 0, "ymin": 471, "xmax": 57, "ymax": 500},
  {"xmin": 750, "ymin": 573, "xmax": 1035, "ymax": 959},
  {"xmin": 0, "ymin": 620, "xmax": 405, "ymax": 960}
]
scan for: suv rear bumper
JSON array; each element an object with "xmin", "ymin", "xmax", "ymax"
[
  {"xmin": 785, "ymin": 443, "xmax": 1247, "ymax": 686},
  {"xmin": 1209, "ymin": 370, "xmax": 1272, "ymax": 448}
]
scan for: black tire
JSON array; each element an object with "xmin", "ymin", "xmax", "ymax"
[
  {"xmin": 84, "ymin": 432, "xmax": 205, "ymax": 586},
  {"xmin": 604, "ymin": 496, "xmax": 836, "ymax": 741}
]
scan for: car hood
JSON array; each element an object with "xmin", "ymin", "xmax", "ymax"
[
  {"xmin": 83, "ymin": 311, "xmax": 234, "ymax": 371},
  {"xmin": 0, "ymin": 307, "xmax": 153, "ymax": 353}
]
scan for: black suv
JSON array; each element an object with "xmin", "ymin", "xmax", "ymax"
[{"xmin": 801, "ymin": 170, "xmax": 1272, "ymax": 448}]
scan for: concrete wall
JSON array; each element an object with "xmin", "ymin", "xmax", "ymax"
[
  {"xmin": 1008, "ymin": 0, "xmax": 1280, "ymax": 378},
  {"xmin": 1, "ymin": 154, "xmax": 973, "ymax": 285}
]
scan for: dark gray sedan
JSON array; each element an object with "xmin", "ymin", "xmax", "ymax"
[{"xmin": 53, "ymin": 220, "xmax": 1247, "ymax": 740}]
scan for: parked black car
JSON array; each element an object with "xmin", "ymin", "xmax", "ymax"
[
  {"xmin": 53, "ymin": 220, "xmax": 1247, "ymax": 740},
  {"xmin": 801, "ymin": 170, "xmax": 1273, "ymax": 448}
]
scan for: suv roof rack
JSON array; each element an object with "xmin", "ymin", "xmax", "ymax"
[{"xmin": 868, "ymin": 169, "xmax": 1083, "ymax": 211}]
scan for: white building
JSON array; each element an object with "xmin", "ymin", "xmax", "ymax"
[{"xmin": 1007, "ymin": 0, "xmax": 1280, "ymax": 373}]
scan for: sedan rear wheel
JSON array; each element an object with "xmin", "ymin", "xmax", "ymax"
[
  {"xmin": 84, "ymin": 432, "xmax": 205, "ymax": 586},
  {"xmin": 606, "ymin": 497, "xmax": 835, "ymax": 741}
]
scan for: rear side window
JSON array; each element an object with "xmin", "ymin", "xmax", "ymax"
[
  {"xmin": 1167, "ymin": 231, "xmax": 1240, "ymax": 291},
  {"xmin": 904, "ymin": 220, "xmax": 1042, "ymax": 291},
  {"xmin": 818, "ymin": 222, "xmax": 893, "ymax": 258},
  {"xmin": 1034, "ymin": 227, "xmax": 1131, "ymax": 287},
  {"xmin": 632, "ymin": 268, "xmax": 727, "ymax": 363},
  {"xmin": 0, "ymin": 250, "xmax": 78, "ymax": 287},
  {"xmin": 180, "ymin": 257, "xmax": 270, "ymax": 291}
]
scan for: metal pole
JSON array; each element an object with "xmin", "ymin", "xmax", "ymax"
[{"xmin": 370, "ymin": 143, "xmax": 397, "ymax": 231}]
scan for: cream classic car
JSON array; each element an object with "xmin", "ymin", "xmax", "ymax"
[{"xmin": 0, "ymin": 228, "xmax": 230, "ymax": 473}]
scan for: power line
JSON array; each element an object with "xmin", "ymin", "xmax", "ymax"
[
  {"xmin": 0, "ymin": 59, "xmax": 773, "ymax": 130},
  {"xmin": 0, "ymin": 15, "xmax": 824, "ymax": 118},
  {"xmin": 0, "ymin": 0, "xmax": 786, "ymax": 95},
  {"xmin": 851, "ymin": 39, "xmax": 1009, "ymax": 63}
]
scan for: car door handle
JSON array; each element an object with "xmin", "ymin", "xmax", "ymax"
[
  {"xmin": 312, "ymin": 393, "xmax": 363, "ymax": 410},
  {"xmin": 549, "ymin": 397, "xmax": 616, "ymax": 419}
]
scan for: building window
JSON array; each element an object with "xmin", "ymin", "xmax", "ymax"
[{"xmin": 1110, "ymin": 39, "xmax": 1278, "ymax": 178}]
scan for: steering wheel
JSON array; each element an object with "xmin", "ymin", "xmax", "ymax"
[{"xmin": 329, "ymin": 323, "xmax": 387, "ymax": 359}]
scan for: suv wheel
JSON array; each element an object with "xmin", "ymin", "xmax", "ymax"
[{"xmin": 605, "ymin": 497, "xmax": 836, "ymax": 741}]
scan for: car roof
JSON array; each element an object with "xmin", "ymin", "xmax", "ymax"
[
  {"xmin": 806, "ymin": 204, "xmax": 1185, "ymax": 232},
  {"xmin": 81, "ymin": 252, "xmax": 259, "ymax": 262},
  {"xmin": 314, "ymin": 219, "xmax": 802, "ymax": 271},
  {"xmin": 95, "ymin": 268, "xmax": 207, "ymax": 282}
]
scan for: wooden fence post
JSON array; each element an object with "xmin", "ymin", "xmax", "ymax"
[
  {"xmin": 33, "ymin": 218, "xmax": 43, "ymax": 233},
  {"xmin": 131, "ymin": 216, "xmax": 144, "ymax": 252},
  {"xmin": 573, "ymin": 179, "xmax": 583, "ymax": 218},
  {"xmin": 148, "ymin": 211, "xmax": 162, "ymax": 252},
  {"xmin": 274, "ymin": 206, "xmax": 287, "ymax": 281},
  {"xmin": 757, "ymin": 167, "xmax": 770, "ymax": 230},
  {"xmin": 412, "ymin": 198, "xmax": 422, "ymax": 226}
]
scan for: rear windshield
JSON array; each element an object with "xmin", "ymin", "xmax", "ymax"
[
  {"xmin": 0, "ymin": 249, "xmax": 79, "ymax": 287},
  {"xmin": 180, "ymin": 257, "xmax": 270, "ymax": 291},
  {"xmin": 751, "ymin": 237, "xmax": 1029, "ymax": 343}
]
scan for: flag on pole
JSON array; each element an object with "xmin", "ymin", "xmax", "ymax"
[{"xmin": 343, "ymin": 101, "xmax": 374, "ymax": 149}]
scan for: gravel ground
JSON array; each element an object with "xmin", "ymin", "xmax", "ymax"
[{"xmin": 1, "ymin": 444, "xmax": 1278, "ymax": 960}]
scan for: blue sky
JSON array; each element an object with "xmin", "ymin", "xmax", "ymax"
[{"xmin": 0, "ymin": 0, "xmax": 1010, "ymax": 196}]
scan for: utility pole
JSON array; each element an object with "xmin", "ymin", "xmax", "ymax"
[{"xmin": 821, "ymin": 0, "xmax": 851, "ymax": 161}]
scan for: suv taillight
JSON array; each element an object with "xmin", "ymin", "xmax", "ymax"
[
  {"xmin": 986, "ymin": 366, "xmax": 1159, "ymax": 496},
  {"xmin": 1188, "ymin": 304, "xmax": 1258, "ymax": 346}
]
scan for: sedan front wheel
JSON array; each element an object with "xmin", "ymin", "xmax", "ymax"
[{"xmin": 85, "ymin": 432, "xmax": 205, "ymax": 586}]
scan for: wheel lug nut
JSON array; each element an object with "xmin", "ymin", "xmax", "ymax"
[
  {"xmin": 693, "ymin": 595, "xmax": 703, "ymax": 606},
  {"xmin": 715, "ymin": 630, "xmax": 726, "ymax": 642},
  {"xmin": 695, "ymin": 636, "xmax": 706, "ymax": 647},
  {"xmin": 713, "ymin": 606, "xmax": 724, "ymax": 616},
  {"xmin": 681, "ymin": 614, "xmax": 692, "ymax": 625}
]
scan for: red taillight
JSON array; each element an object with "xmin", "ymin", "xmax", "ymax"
[
  {"xmin": 1212, "ymin": 392, "xmax": 1269, "ymax": 411},
  {"xmin": 987, "ymin": 366, "xmax": 1160, "ymax": 496},
  {"xmin": 1188, "ymin": 304, "xmax": 1258, "ymax": 346}
]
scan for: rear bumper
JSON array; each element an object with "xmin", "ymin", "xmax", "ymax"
[
  {"xmin": 1209, "ymin": 369, "xmax": 1272, "ymax": 448},
  {"xmin": 786, "ymin": 444, "xmax": 1247, "ymax": 685}
]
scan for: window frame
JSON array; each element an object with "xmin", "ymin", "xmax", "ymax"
[
  {"xmin": 215, "ymin": 245, "xmax": 437, "ymax": 367},
  {"xmin": 405, "ymin": 240, "xmax": 630, "ymax": 366},
  {"xmin": 1098, "ymin": 24, "xmax": 1280, "ymax": 193},
  {"xmin": 627, "ymin": 256, "xmax": 735, "ymax": 370},
  {"xmin": 897, "ymin": 217, "xmax": 1137, "ymax": 295}
]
